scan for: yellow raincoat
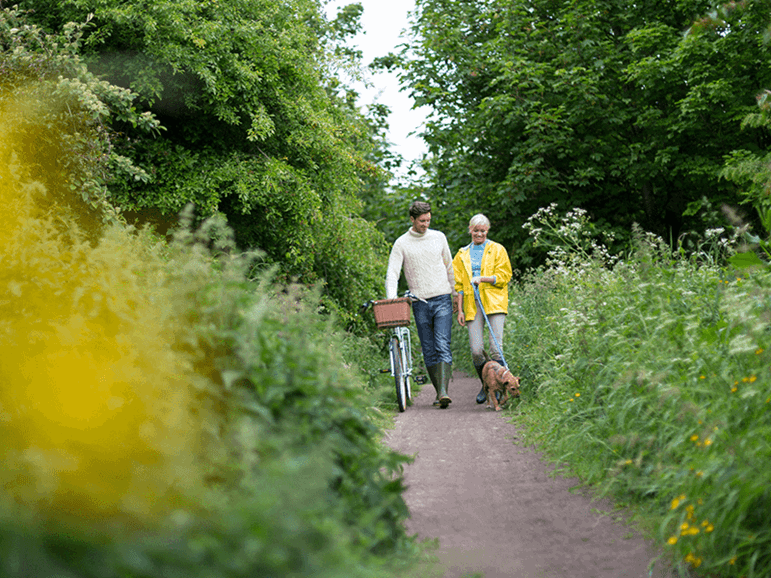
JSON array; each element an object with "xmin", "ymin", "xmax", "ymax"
[{"xmin": 452, "ymin": 240, "xmax": 513, "ymax": 322}]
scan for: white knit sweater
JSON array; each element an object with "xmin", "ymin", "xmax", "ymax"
[{"xmin": 385, "ymin": 228, "xmax": 455, "ymax": 299}]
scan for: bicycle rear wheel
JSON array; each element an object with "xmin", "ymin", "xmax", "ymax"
[{"xmin": 391, "ymin": 336, "xmax": 407, "ymax": 412}]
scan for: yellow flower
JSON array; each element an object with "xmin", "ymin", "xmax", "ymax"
[
  {"xmin": 690, "ymin": 434, "xmax": 699, "ymax": 442},
  {"xmin": 670, "ymin": 496, "xmax": 685, "ymax": 510},
  {"xmin": 729, "ymin": 557, "xmax": 737, "ymax": 565},
  {"xmin": 731, "ymin": 387, "xmax": 738, "ymax": 393},
  {"xmin": 667, "ymin": 536, "xmax": 678, "ymax": 545},
  {"xmin": 706, "ymin": 524, "xmax": 714, "ymax": 533},
  {"xmin": 575, "ymin": 392, "xmax": 581, "ymax": 397},
  {"xmin": 749, "ymin": 375, "xmax": 757, "ymax": 383},
  {"xmin": 680, "ymin": 522, "xmax": 700, "ymax": 536},
  {"xmin": 756, "ymin": 348, "xmax": 764, "ymax": 355},
  {"xmin": 699, "ymin": 375, "xmax": 706, "ymax": 379},
  {"xmin": 704, "ymin": 438, "xmax": 712, "ymax": 446}
]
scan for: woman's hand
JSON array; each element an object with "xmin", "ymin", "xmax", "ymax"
[
  {"xmin": 457, "ymin": 309, "xmax": 466, "ymax": 327},
  {"xmin": 472, "ymin": 275, "xmax": 495, "ymax": 285}
]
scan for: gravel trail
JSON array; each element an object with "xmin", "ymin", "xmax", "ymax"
[{"xmin": 383, "ymin": 371, "xmax": 677, "ymax": 578}]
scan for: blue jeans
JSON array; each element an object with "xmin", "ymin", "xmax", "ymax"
[{"xmin": 412, "ymin": 294, "xmax": 453, "ymax": 367}]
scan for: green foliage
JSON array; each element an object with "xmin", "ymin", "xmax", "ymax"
[
  {"xmin": 400, "ymin": 0, "xmax": 771, "ymax": 267},
  {"xmin": 0, "ymin": 193, "xmax": 420, "ymax": 578},
  {"xmin": 0, "ymin": 6, "xmax": 161, "ymax": 227},
  {"xmin": 504, "ymin": 207, "xmax": 771, "ymax": 577},
  {"xmin": 0, "ymin": 67, "xmax": 420, "ymax": 577},
  {"xmin": 722, "ymin": 84, "xmax": 771, "ymax": 262},
  {"xmin": 16, "ymin": 0, "xmax": 391, "ymax": 325}
]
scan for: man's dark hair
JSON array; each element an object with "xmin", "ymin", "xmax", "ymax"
[{"xmin": 409, "ymin": 201, "xmax": 431, "ymax": 219}]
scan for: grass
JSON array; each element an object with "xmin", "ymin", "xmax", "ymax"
[{"xmin": 497, "ymin": 214, "xmax": 771, "ymax": 577}]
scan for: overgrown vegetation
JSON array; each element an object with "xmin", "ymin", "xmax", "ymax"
[
  {"xmin": 503, "ymin": 205, "xmax": 771, "ymax": 577},
  {"xmin": 0, "ymin": 79, "xmax": 425, "ymax": 577},
  {"xmin": 9, "ymin": 1, "xmax": 392, "ymax": 326},
  {"xmin": 7, "ymin": 0, "xmax": 771, "ymax": 576}
]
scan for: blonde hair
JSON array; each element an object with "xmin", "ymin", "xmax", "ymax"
[{"xmin": 468, "ymin": 213, "xmax": 490, "ymax": 231}]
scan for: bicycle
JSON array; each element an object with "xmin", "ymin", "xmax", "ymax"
[{"xmin": 361, "ymin": 291, "xmax": 425, "ymax": 412}]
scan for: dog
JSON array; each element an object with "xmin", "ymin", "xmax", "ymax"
[{"xmin": 480, "ymin": 351, "xmax": 520, "ymax": 411}]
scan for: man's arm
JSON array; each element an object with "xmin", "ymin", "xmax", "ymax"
[
  {"xmin": 442, "ymin": 238, "xmax": 456, "ymax": 296},
  {"xmin": 385, "ymin": 242, "xmax": 403, "ymax": 299}
]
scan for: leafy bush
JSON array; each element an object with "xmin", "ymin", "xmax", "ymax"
[
  {"xmin": 0, "ymin": 6, "xmax": 160, "ymax": 224},
  {"xmin": 0, "ymin": 94, "xmax": 419, "ymax": 577},
  {"xmin": 505, "ymin": 207, "xmax": 771, "ymax": 577},
  {"xmin": 7, "ymin": 2, "xmax": 392, "ymax": 329}
]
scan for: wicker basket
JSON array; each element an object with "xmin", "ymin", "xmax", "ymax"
[{"xmin": 372, "ymin": 297, "xmax": 412, "ymax": 328}]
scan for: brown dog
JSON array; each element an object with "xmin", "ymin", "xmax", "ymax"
[{"xmin": 480, "ymin": 352, "xmax": 520, "ymax": 411}]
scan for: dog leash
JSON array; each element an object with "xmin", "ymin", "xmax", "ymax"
[{"xmin": 473, "ymin": 283, "xmax": 508, "ymax": 369}]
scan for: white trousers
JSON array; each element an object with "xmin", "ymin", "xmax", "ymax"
[{"xmin": 467, "ymin": 312, "xmax": 506, "ymax": 368}]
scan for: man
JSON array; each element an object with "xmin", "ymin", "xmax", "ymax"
[{"xmin": 385, "ymin": 201, "xmax": 456, "ymax": 408}]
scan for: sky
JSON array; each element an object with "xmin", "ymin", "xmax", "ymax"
[{"xmin": 324, "ymin": 0, "xmax": 428, "ymax": 172}]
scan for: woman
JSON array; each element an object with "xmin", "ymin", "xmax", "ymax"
[{"xmin": 452, "ymin": 214, "xmax": 513, "ymax": 404}]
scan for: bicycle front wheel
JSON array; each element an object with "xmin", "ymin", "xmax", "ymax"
[
  {"xmin": 401, "ymin": 328, "xmax": 413, "ymax": 401},
  {"xmin": 391, "ymin": 336, "xmax": 407, "ymax": 412}
]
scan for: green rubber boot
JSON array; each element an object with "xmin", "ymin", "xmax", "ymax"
[
  {"xmin": 474, "ymin": 362, "xmax": 486, "ymax": 404},
  {"xmin": 436, "ymin": 361, "xmax": 452, "ymax": 409},
  {"xmin": 426, "ymin": 364, "xmax": 441, "ymax": 406}
]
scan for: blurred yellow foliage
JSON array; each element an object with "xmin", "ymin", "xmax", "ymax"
[{"xmin": 0, "ymin": 94, "xmax": 204, "ymax": 530}]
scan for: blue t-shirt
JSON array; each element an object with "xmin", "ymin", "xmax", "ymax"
[{"xmin": 470, "ymin": 240, "xmax": 487, "ymax": 277}]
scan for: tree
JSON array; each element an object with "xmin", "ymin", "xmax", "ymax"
[
  {"xmin": 0, "ymin": 7, "xmax": 161, "ymax": 233},
  {"xmin": 17, "ymin": 0, "xmax": 392, "ymax": 321},
  {"xmin": 400, "ymin": 0, "xmax": 771, "ymax": 265}
]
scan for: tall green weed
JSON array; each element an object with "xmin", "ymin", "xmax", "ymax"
[{"xmin": 506, "ymin": 209, "xmax": 771, "ymax": 577}]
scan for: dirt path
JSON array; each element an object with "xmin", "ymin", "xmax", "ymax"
[{"xmin": 383, "ymin": 371, "xmax": 678, "ymax": 578}]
